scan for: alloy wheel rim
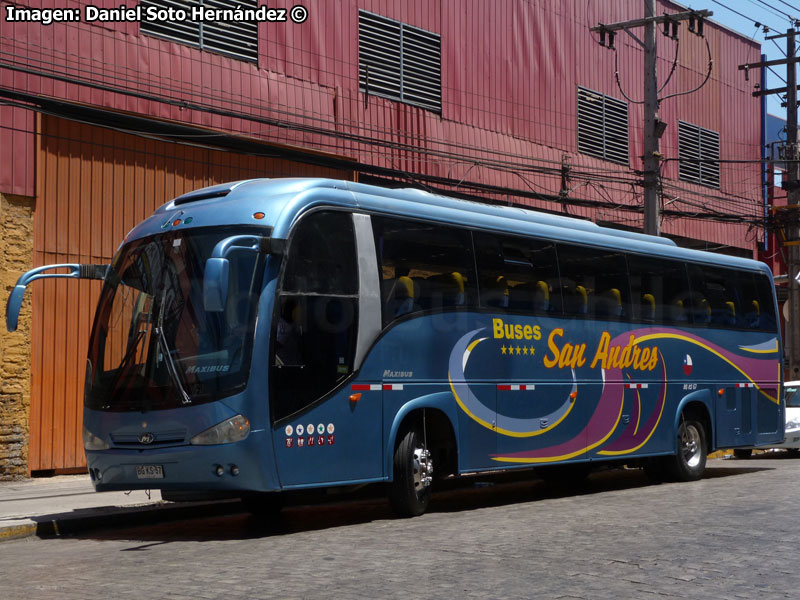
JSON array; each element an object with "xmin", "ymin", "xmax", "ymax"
[
  {"xmin": 681, "ymin": 424, "xmax": 701, "ymax": 468},
  {"xmin": 412, "ymin": 446, "xmax": 433, "ymax": 493}
]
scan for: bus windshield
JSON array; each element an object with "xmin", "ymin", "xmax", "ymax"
[{"xmin": 85, "ymin": 226, "xmax": 267, "ymax": 412}]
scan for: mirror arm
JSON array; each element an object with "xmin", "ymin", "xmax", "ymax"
[{"xmin": 6, "ymin": 263, "xmax": 108, "ymax": 332}]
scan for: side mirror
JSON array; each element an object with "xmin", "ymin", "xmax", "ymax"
[
  {"xmin": 203, "ymin": 235, "xmax": 276, "ymax": 312},
  {"xmin": 6, "ymin": 264, "xmax": 107, "ymax": 332}
]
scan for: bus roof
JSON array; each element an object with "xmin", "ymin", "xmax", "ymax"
[{"xmin": 125, "ymin": 178, "xmax": 769, "ymax": 276}]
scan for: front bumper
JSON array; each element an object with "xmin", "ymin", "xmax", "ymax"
[{"xmin": 86, "ymin": 430, "xmax": 276, "ymax": 492}]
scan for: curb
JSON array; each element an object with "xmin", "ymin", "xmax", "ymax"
[
  {"xmin": 0, "ymin": 521, "xmax": 38, "ymax": 542},
  {"xmin": 0, "ymin": 499, "xmax": 244, "ymax": 542}
]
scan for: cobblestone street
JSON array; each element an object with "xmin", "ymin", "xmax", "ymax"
[{"xmin": 1, "ymin": 456, "xmax": 799, "ymax": 599}]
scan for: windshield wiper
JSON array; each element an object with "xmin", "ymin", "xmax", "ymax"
[
  {"xmin": 156, "ymin": 287, "xmax": 191, "ymax": 405},
  {"xmin": 154, "ymin": 325, "xmax": 191, "ymax": 405}
]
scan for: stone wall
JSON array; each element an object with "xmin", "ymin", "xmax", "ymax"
[{"xmin": 0, "ymin": 193, "xmax": 34, "ymax": 479}]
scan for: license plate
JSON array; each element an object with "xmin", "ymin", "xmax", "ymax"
[{"xmin": 136, "ymin": 465, "xmax": 164, "ymax": 479}]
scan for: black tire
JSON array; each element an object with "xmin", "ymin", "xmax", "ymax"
[
  {"xmin": 787, "ymin": 448, "xmax": 800, "ymax": 458},
  {"xmin": 733, "ymin": 448, "xmax": 752, "ymax": 460},
  {"xmin": 240, "ymin": 492, "xmax": 284, "ymax": 517},
  {"xmin": 389, "ymin": 427, "xmax": 433, "ymax": 517},
  {"xmin": 664, "ymin": 418, "xmax": 707, "ymax": 482}
]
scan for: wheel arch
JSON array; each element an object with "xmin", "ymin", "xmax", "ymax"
[
  {"xmin": 385, "ymin": 392, "xmax": 460, "ymax": 481},
  {"xmin": 675, "ymin": 389, "xmax": 714, "ymax": 451}
]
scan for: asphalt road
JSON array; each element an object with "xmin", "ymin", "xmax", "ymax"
[{"xmin": 2, "ymin": 455, "xmax": 799, "ymax": 599}]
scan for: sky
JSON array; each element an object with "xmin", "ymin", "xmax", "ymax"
[{"xmin": 680, "ymin": 0, "xmax": 800, "ymax": 120}]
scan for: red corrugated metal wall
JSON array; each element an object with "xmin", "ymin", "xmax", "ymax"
[
  {"xmin": 0, "ymin": 105, "xmax": 35, "ymax": 197},
  {"xmin": 30, "ymin": 115, "xmax": 353, "ymax": 472},
  {"xmin": 0, "ymin": 0, "xmax": 764, "ymax": 251}
]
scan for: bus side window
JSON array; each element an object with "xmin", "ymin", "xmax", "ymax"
[
  {"xmin": 556, "ymin": 244, "xmax": 630, "ymax": 321},
  {"xmin": 745, "ymin": 271, "xmax": 778, "ymax": 332},
  {"xmin": 626, "ymin": 255, "xmax": 691, "ymax": 325},
  {"xmin": 688, "ymin": 264, "xmax": 744, "ymax": 329},
  {"xmin": 474, "ymin": 231, "xmax": 560, "ymax": 315},
  {"xmin": 372, "ymin": 216, "xmax": 477, "ymax": 326}
]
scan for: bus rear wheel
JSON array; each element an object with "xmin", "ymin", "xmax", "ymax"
[
  {"xmin": 665, "ymin": 418, "xmax": 707, "ymax": 482},
  {"xmin": 389, "ymin": 427, "xmax": 433, "ymax": 517}
]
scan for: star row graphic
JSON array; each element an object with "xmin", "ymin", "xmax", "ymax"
[{"xmin": 500, "ymin": 345, "xmax": 536, "ymax": 356}]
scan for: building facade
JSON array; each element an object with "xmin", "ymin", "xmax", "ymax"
[{"xmin": 0, "ymin": 0, "xmax": 766, "ymax": 476}]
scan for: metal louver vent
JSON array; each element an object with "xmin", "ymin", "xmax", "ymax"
[
  {"xmin": 359, "ymin": 10, "xmax": 441, "ymax": 113},
  {"xmin": 141, "ymin": 0, "xmax": 258, "ymax": 63},
  {"xmin": 577, "ymin": 86, "xmax": 629, "ymax": 166},
  {"xmin": 678, "ymin": 121, "xmax": 720, "ymax": 188}
]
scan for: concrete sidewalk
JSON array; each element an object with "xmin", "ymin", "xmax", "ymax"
[{"xmin": 0, "ymin": 475, "xmax": 240, "ymax": 542}]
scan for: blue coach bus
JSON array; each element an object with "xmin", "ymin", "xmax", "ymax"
[{"xmin": 6, "ymin": 178, "xmax": 784, "ymax": 516}]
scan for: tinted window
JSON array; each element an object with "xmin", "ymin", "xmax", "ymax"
[
  {"xmin": 282, "ymin": 211, "xmax": 357, "ymax": 295},
  {"xmin": 627, "ymin": 256, "xmax": 691, "ymax": 324},
  {"xmin": 557, "ymin": 245, "xmax": 631, "ymax": 320},
  {"xmin": 271, "ymin": 211, "xmax": 359, "ymax": 422},
  {"xmin": 475, "ymin": 231, "xmax": 559, "ymax": 313},
  {"xmin": 687, "ymin": 264, "xmax": 769, "ymax": 330},
  {"xmin": 372, "ymin": 216, "xmax": 477, "ymax": 325},
  {"xmin": 750, "ymin": 271, "xmax": 779, "ymax": 332}
]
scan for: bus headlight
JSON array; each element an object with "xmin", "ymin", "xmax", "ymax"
[
  {"xmin": 83, "ymin": 426, "xmax": 109, "ymax": 450},
  {"xmin": 190, "ymin": 414, "xmax": 251, "ymax": 445}
]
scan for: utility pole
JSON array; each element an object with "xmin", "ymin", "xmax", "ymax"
[
  {"xmin": 591, "ymin": 4, "xmax": 712, "ymax": 236},
  {"xmin": 643, "ymin": 0, "xmax": 659, "ymax": 236},
  {"xmin": 741, "ymin": 29, "xmax": 800, "ymax": 380}
]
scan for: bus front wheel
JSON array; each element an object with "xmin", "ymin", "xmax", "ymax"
[
  {"xmin": 389, "ymin": 427, "xmax": 433, "ymax": 517},
  {"xmin": 665, "ymin": 418, "xmax": 707, "ymax": 482}
]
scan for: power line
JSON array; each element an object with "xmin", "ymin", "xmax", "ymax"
[{"xmin": 748, "ymin": 0, "xmax": 795, "ymax": 22}]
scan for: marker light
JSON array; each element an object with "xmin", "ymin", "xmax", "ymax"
[
  {"xmin": 253, "ymin": 212, "xmax": 265, "ymax": 220},
  {"xmin": 349, "ymin": 393, "xmax": 362, "ymax": 403},
  {"xmin": 172, "ymin": 219, "xmax": 182, "ymax": 227},
  {"xmin": 190, "ymin": 414, "xmax": 251, "ymax": 445},
  {"xmin": 231, "ymin": 465, "xmax": 240, "ymax": 476},
  {"xmin": 215, "ymin": 465, "xmax": 225, "ymax": 477}
]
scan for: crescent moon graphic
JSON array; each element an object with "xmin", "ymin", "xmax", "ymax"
[{"xmin": 448, "ymin": 328, "xmax": 576, "ymax": 437}]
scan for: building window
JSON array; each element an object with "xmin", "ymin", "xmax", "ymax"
[
  {"xmin": 678, "ymin": 121, "xmax": 720, "ymax": 188},
  {"xmin": 358, "ymin": 10, "xmax": 442, "ymax": 113},
  {"xmin": 140, "ymin": 0, "xmax": 258, "ymax": 63},
  {"xmin": 576, "ymin": 86, "xmax": 629, "ymax": 166}
]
